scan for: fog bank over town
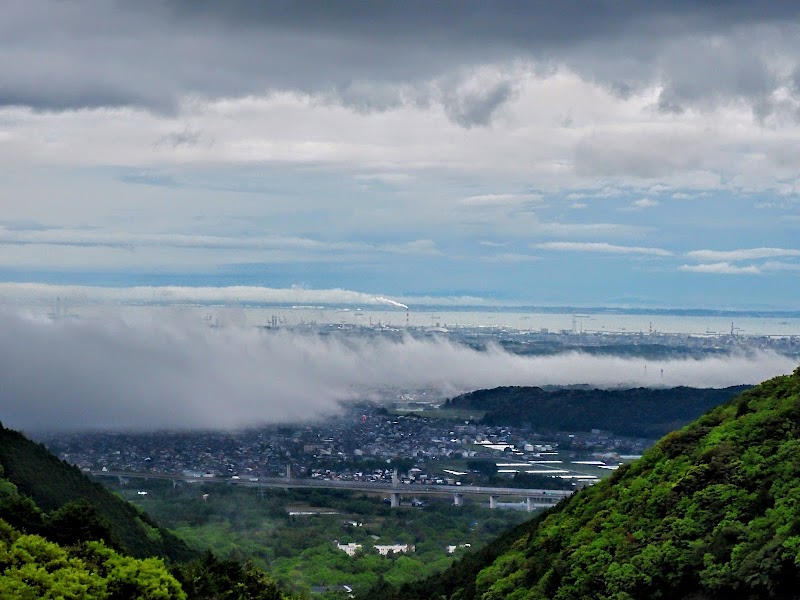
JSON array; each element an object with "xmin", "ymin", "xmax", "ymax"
[{"xmin": 0, "ymin": 308, "xmax": 794, "ymax": 432}]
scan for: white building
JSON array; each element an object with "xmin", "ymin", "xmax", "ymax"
[
  {"xmin": 375, "ymin": 544, "xmax": 415, "ymax": 556},
  {"xmin": 334, "ymin": 542, "xmax": 363, "ymax": 556}
]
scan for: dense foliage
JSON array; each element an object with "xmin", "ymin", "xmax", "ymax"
[
  {"xmin": 0, "ymin": 424, "xmax": 194, "ymax": 562},
  {"xmin": 114, "ymin": 480, "xmax": 530, "ymax": 595},
  {"xmin": 374, "ymin": 370, "xmax": 800, "ymax": 599},
  {"xmin": 0, "ymin": 426, "xmax": 294, "ymax": 599},
  {"xmin": 447, "ymin": 385, "xmax": 749, "ymax": 438},
  {"xmin": 0, "ymin": 518, "xmax": 186, "ymax": 599},
  {"xmin": 174, "ymin": 551, "xmax": 284, "ymax": 600}
]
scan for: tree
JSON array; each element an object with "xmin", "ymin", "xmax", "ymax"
[{"xmin": 46, "ymin": 499, "xmax": 118, "ymax": 548}]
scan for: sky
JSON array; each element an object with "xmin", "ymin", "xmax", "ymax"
[{"xmin": 3, "ymin": 2, "xmax": 800, "ymax": 309}]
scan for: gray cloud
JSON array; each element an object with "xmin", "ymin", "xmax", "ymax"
[
  {"xmin": 0, "ymin": 308, "xmax": 793, "ymax": 431},
  {"xmin": 3, "ymin": 2, "xmax": 800, "ymax": 124},
  {"xmin": 443, "ymin": 80, "xmax": 516, "ymax": 128},
  {"xmin": 654, "ymin": 33, "xmax": 776, "ymax": 115},
  {"xmin": 574, "ymin": 131, "xmax": 716, "ymax": 179},
  {"xmin": 154, "ymin": 128, "xmax": 205, "ymax": 148}
]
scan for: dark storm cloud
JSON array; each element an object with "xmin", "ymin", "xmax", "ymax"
[
  {"xmin": 156, "ymin": 1, "xmax": 790, "ymax": 49},
  {"xmin": 2, "ymin": 1, "xmax": 800, "ymax": 123}
]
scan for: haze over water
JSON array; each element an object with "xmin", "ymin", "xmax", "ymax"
[{"xmin": 24, "ymin": 303, "xmax": 800, "ymax": 338}]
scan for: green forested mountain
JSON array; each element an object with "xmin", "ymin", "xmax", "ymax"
[
  {"xmin": 0, "ymin": 423, "xmax": 291, "ymax": 599},
  {"xmin": 0, "ymin": 423, "xmax": 194, "ymax": 562},
  {"xmin": 446, "ymin": 385, "xmax": 749, "ymax": 438},
  {"xmin": 375, "ymin": 369, "xmax": 800, "ymax": 599}
]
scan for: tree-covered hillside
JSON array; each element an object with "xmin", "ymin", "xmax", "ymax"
[
  {"xmin": 0, "ymin": 519, "xmax": 186, "ymax": 600},
  {"xmin": 446, "ymin": 385, "xmax": 749, "ymax": 438},
  {"xmin": 0, "ymin": 424, "xmax": 195, "ymax": 562},
  {"xmin": 375, "ymin": 369, "xmax": 800, "ymax": 599},
  {"xmin": 0, "ymin": 513, "xmax": 288, "ymax": 600},
  {"xmin": 0, "ymin": 424, "xmax": 292, "ymax": 599}
]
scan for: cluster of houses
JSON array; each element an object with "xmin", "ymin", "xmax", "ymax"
[
  {"xmin": 39, "ymin": 399, "xmax": 651, "ymax": 490},
  {"xmin": 333, "ymin": 541, "xmax": 416, "ymax": 556}
]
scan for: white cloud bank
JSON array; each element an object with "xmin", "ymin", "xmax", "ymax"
[
  {"xmin": 687, "ymin": 248, "xmax": 800, "ymax": 262},
  {"xmin": 679, "ymin": 262, "xmax": 762, "ymax": 275},
  {"xmin": 535, "ymin": 242, "xmax": 672, "ymax": 257},
  {"xmin": 0, "ymin": 282, "xmax": 411, "ymax": 309},
  {"xmin": 0, "ymin": 282, "xmax": 524, "ymax": 309},
  {"xmin": 0, "ymin": 309, "xmax": 793, "ymax": 431}
]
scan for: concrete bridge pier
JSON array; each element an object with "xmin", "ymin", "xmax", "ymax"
[
  {"xmin": 392, "ymin": 469, "xmax": 399, "ymax": 487},
  {"xmin": 390, "ymin": 492, "xmax": 401, "ymax": 508},
  {"xmin": 489, "ymin": 495, "xmax": 498, "ymax": 509},
  {"xmin": 453, "ymin": 493, "xmax": 464, "ymax": 507},
  {"xmin": 526, "ymin": 497, "xmax": 535, "ymax": 512},
  {"xmin": 286, "ymin": 465, "xmax": 292, "ymax": 480}
]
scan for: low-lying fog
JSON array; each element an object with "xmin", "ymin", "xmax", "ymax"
[{"xmin": 0, "ymin": 309, "xmax": 795, "ymax": 431}]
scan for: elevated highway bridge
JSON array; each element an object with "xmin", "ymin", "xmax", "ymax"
[{"xmin": 92, "ymin": 470, "xmax": 573, "ymax": 510}]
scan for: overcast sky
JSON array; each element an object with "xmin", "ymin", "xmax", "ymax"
[{"xmin": 3, "ymin": 1, "xmax": 800, "ymax": 308}]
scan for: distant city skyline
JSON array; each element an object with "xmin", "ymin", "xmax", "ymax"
[{"xmin": 3, "ymin": 2, "xmax": 800, "ymax": 309}]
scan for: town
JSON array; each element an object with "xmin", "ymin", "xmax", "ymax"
[{"xmin": 37, "ymin": 397, "xmax": 653, "ymax": 494}]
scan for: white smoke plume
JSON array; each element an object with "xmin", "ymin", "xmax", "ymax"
[
  {"xmin": 373, "ymin": 296, "xmax": 409, "ymax": 310},
  {"xmin": 0, "ymin": 309, "xmax": 794, "ymax": 431}
]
